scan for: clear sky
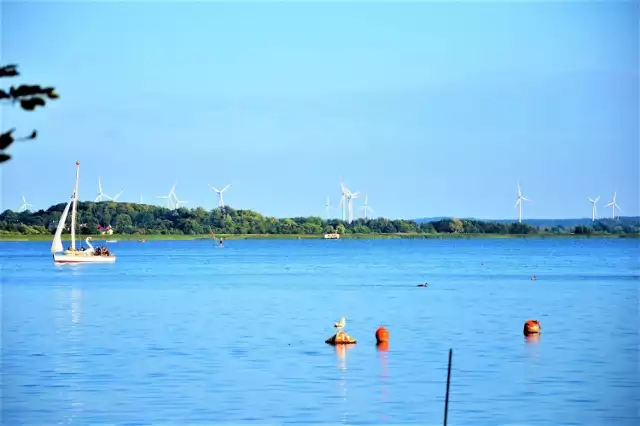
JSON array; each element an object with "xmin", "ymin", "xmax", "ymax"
[{"xmin": 1, "ymin": 0, "xmax": 638, "ymax": 219}]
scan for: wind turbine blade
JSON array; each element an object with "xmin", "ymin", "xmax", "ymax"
[
  {"xmin": 521, "ymin": 197, "xmax": 531, "ymax": 202},
  {"xmin": 588, "ymin": 197, "xmax": 594, "ymax": 202},
  {"xmin": 615, "ymin": 204, "xmax": 621, "ymax": 212},
  {"xmin": 606, "ymin": 201, "xmax": 613, "ymax": 206},
  {"xmin": 222, "ymin": 184, "xmax": 231, "ymax": 192},
  {"xmin": 514, "ymin": 199, "xmax": 520, "ymax": 208},
  {"xmin": 517, "ymin": 181, "xmax": 521, "ymax": 196},
  {"xmin": 595, "ymin": 196, "xmax": 600, "ymax": 202},
  {"xmin": 208, "ymin": 184, "xmax": 217, "ymax": 192}
]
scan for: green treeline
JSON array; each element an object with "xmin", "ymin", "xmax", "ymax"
[{"xmin": 1, "ymin": 202, "xmax": 639, "ymax": 236}]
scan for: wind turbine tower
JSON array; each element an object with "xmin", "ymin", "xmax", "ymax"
[
  {"xmin": 588, "ymin": 196, "xmax": 600, "ymax": 221},
  {"xmin": 606, "ymin": 192, "xmax": 621, "ymax": 219},
  {"xmin": 208, "ymin": 184, "xmax": 232, "ymax": 208},
  {"xmin": 514, "ymin": 181, "xmax": 531, "ymax": 223},
  {"xmin": 324, "ymin": 196, "xmax": 333, "ymax": 219}
]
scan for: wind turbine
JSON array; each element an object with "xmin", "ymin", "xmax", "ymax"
[
  {"xmin": 18, "ymin": 195, "xmax": 33, "ymax": 212},
  {"xmin": 361, "ymin": 195, "xmax": 375, "ymax": 219},
  {"xmin": 588, "ymin": 196, "xmax": 600, "ymax": 221},
  {"xmin": 157, "ymin": 184, "xmax": 176, "ymax": 209},
  {"xmin": 606, "ymin": 192, "xmax": 621, "ymax": 219},
  {"xmin": 208, "ymin": 184, "xmax": 231, "ymax": 208},
  {"xmin": 95, "ymin": 177, "xmax": 112, "ymax": 202},
  {"xmin": 171, "ymin": 186, "xmax": 188, "ymax": 209},
  {"xmin": 338, "ymin": 181, "xmax": 348, "ymax": 221},
  {"xmin": 339, "ymin": 179, "xmax": 360, "ymax": 223},
  {"xmin": 324, "ymin": 196, "xmax": 333, "ymax": 219},
  {"xmin": 514, "ymin": 181, "xmax": 531, "ymax": 223}
]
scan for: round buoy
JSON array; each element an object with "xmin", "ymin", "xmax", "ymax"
[
  {"xmin": 523, "ymin": 319, "xmax": 541, "ymax": 335},
  {"xmin": 375, "ymin": 326, "xmax": 390, "ymax": 343}
]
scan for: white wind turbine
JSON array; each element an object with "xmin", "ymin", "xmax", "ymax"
[
  {"xmin": 588, "ymin": 196, "xmax": 600, "ymax": 222},
  {"xmin": 338, "ymin": 179, "xmax": 360, "ymax": 223},
  {"xmin": 338, "ymin": 182, "xmax": 348, "ymax": 221},
  {"xmin": 208, "ymin": 184, "xmax": 231, "ymax": 208},
  {"xmin": 18, "ymin": 195, "xmax": 33, "ymax": 212},
  {"xmin": 172, "ymin": 186, "xmax": 188, "ymax": 209},
  {"xmin": 606, "ymin": 191, "xmax": 621, "ymax": 219},
  {"xmin": 157, "ymin": 184, "xmax": 177, "ymax": 209},
  {"xmin": 361, "ymin": 195, "xmax": 375, "ymax": 219},
  {"xmin": 95, "ymin": 177, "xmax": 112, "ymax": 202},
  {"xmin": 514, "ymin": 181, "xmax": 531, "ymax": 223},
  {"xmin": 324, "ymin": 196, "xmax": 334, "ymax": 219}
]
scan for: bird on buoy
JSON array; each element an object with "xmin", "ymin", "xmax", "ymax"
[
  {"xmin": 417, "ymin": 282, "xmax": 429, "ymax": 287},
  {"xmin": 334, "ymin": 316, "xmax": 346, "ymax": 330}
]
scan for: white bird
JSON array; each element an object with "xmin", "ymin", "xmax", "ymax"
[{"xmin": 333, "ymin": 316, "xmax": 346, "ymax": 330}]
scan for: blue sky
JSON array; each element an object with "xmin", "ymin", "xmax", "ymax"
[{"xmin": 1, "ymin": 0, "xmax": 637, "ymax": 219}]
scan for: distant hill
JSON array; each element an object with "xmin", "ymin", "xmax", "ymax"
[{"xmin": 413, "ymin": 216, "xmax": 640, "ymax": 228}]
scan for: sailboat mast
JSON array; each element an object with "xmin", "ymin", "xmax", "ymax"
[{"xmin": 71, "ymin": 161, "xmax": 80, "ymax": 250}]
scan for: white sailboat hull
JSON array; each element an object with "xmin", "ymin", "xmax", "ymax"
[{"xmin": 53, "ymin": 252, "xmax": 116, "ymax": 263}]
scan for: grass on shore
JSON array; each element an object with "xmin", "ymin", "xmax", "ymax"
[{"xmin": 0, "ymin": 232, "xmax": 637, "ymax": 242}]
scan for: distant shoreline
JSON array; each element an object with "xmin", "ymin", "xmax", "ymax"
[{"xmin": 0, "ymin": 233, "xmax": 637, "ymax": 242}]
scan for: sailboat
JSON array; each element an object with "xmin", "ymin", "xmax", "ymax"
[{"xmin": 51, "ymin": 161, "xmax": 116, "ymax": 264}]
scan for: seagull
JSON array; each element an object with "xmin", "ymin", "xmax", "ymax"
[{"xmin": 333, "ymin": 316, "xmax": 346, "ymax": 331}]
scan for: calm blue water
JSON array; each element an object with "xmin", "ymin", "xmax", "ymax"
[{"xmin": 1, "ymin": 238, "xmax": 638, "ymax": 425}]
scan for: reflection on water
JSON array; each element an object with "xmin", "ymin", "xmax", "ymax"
[
  {"xmin": 71, "ymin": 288, "xmax": 82, "ymax": 325},
  {"xmin": 54, "ymin": 287, "xmax": 85, "ymax": 424},
  {"xmin": 377, "ymin": 342, "xmax": 390, "ymax": 422},
  {"xmin": 335, "ymin": 345, "xmax": 351, "ymax": 424}
]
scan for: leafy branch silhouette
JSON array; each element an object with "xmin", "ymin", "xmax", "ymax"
[{"xmin": 0, "ymin": 64, "xmax": 59, "ymax": 163}]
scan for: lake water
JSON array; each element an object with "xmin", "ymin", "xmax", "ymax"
[{"xmin": 1, "ymin": 238, "xmax": 638, "ymax": 425}]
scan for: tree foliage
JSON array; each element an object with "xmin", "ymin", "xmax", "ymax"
[
  {"xmin": 1, "ymin": 64, "xmax": 59, "ymax": 163},
  {"xmin": 1, "ymin": 202, "xmax": 638, "ymax": 236}
]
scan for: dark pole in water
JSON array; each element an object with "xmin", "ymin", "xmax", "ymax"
[{"xmin": 443, "ymin": 348, "xmax": 453, "ymax": 426}]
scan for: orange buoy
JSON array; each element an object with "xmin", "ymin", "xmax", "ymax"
[
  {"xmin": 523, "ymin": 319, "xmax": 541, "ymax": 335},
  {"xmin": 375, "ymin": 326, "xmax": 390, "ymax": 343}
]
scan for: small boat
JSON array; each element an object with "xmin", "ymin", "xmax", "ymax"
[
  {"xmin": 105, "ymin": 240, "xmax": 118, "ymax": 243},
  {"xmin": 51, "ymin": 161, "xmax": 116, "ymax": 264},
  {"xmin": 324, "ymin": 233, "xmax": 340, "ymax": 239}
]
